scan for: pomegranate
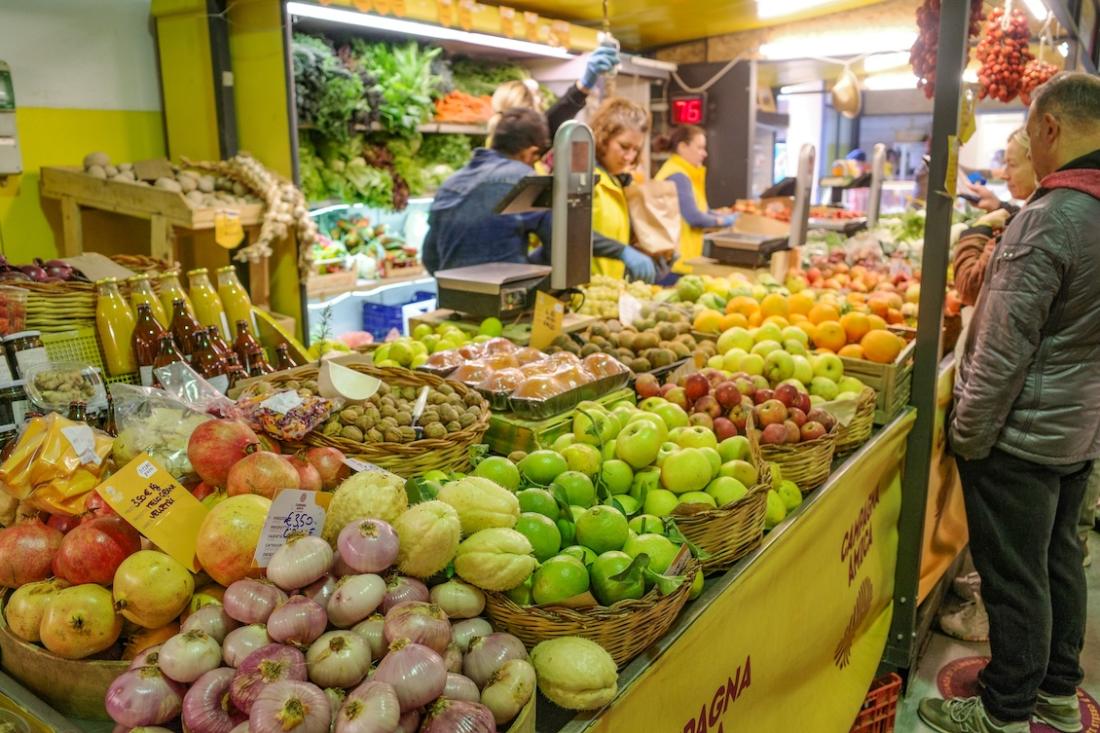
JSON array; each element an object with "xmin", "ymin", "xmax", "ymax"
[
  {"xmin": 188, "ymin": 420, "xmax": 261, "ymax": 487},
  {"xmin": 81, "ymin": 490, "xmax": 119, "ymax": 523},
  {"xmin": 0, "ymin": 520, "xmax": 63, "ymax": 587},
  {"xmin": 257, "ymin": 434, "xmax": 282, "ymax": 454},
  {"xmin": 39, "ymin": 583, "xmax": 123, "ymax": 660},
  {"xmin": 52, "ymin": 515, "xmax": 141, "ymax": 585},
  {"xmin": 196, "ymin": 495, "xmax": 271, "ymax": 586},
  {"xmin": 191, "ymin": 481, "xmax": 217, "ymax": 502},
  {"xmin": 226, "ymin": 451, "xmax": 300, "ymax": 499},
  {"xmin": 46, "ymin": 513, "xmax": 80, "ymax": 534},
  {"xmin": 113, "ymin": 550, "xmax": 195, "ymax": 629},
  {"xmin": 4, "ymin": 578, "xmax": 69, "ymax": 643},
  {"xmin": 287, "ymin": 455, "xmax": 322, "ymax": 492},
  {"xmin": 305, "ymin": 447, "xmax": 349, "ymax": 489}
]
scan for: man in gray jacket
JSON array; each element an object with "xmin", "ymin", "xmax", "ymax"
[{"xmin": 921, "ymin": 72, "xmax": 1100, "ymax": 733}]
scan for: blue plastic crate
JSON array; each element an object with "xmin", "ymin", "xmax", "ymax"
[{"xmin": 362, "ymin": 291, "xmax": 437, "ymax": 339}]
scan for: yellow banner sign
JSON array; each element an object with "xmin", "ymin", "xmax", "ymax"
[
  {"xmin": 529, "ymin": 291, "xmax": 564, "ymax": 351},
  {"xmin": 581, "ymin": 412, "xmax": 915, "ymax": 732}
]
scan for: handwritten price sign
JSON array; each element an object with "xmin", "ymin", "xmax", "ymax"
[
  {"xmin": 529, "ymin": 291, "xmax": 564, "ymax": 350},
  {"xmin": 253, "ymin": 490, "xmax": 330, "ymax": 568}
]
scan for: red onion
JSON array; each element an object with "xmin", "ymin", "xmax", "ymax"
[
  {"xmin": 230, "ymin": 725, "xmax": 249, "ymax": 733},
  {"xmin": 462, "ymin": 633, "xmax": 527, "ymax": 689},
  {"xmin": 112, "ymin": 728, "xmax": 174, "ymax": 733},
  {"xmin": 334, "ymin": 681, "xmax": 400, "ymax": 733},
  {"xmin": 19, "ymin": 265, "xmax": 49, "ymax": 282},
  {"xmin": 350, "ymin": 615, "xmax": 386, "ymax": 660},
  {"xmin": 420, "ymin": 698, "xmax": 495, "ymax": 733},
  {"xmin": 327, "ymin": 574, "xmax": 385, "ymax": 628},
  {"xmin": 182, "ymin": 667, "xmax": 246, "ymax": 733},
  {"xmin": 249, "ymin": 680, "xmax": 330, "ymax": 733},
  {"xmin": 224, "ymin": 579, "xmax": 288, "ymax": 624},
  {"xmin": 373, "ymin": 639, "xmax": 446, "ymax": 713},
  {"xmin": 223, "ymin": 624, "xmax": 271, "ymax": 667},
  {"xmin": 333, "ymin": 554, "xmax": 356, "ymax": 577},
  {"xmin": 444, "ymin": 643, "xmax": 463, "ymax": 674},
  {"xmin": 159, "ymin": 629, "xmax": 223, "ymax": 683},
  {"xmin": 383, "ymin": 602, "xmax": 451, "ymax": 655},
  {"xmin": 182, "ymin": 604, "xmax": 239, "ymax": 643},
  {"xmin": 396, "ymin": 710, "xmax": 419, "ymax": 733},
  {"xmin": 382, "ymin": 576, "xmax": 428, "ymax": 613},
  {"xmin": 451, "ymin": 618, "xmax": 492, "ymax": 653},
  {"xmin": 267, "ymin": 535, "xmax": 334, "ymax": 591},
  {"xmin": 129, "ymin": 645, "xmax": 162, "ymax": 670},
  {"xmin": 444, "ymin": 673, "xmax": 480, "ymax": 702},
  {"xmin": 305, "ymin": 631, "xmax": 371, "ymax": 689},
  {"xmin": 303, "ymin": 574, "xmax": 337, "ymax": 606},
  {"xmin": 337, "ymin": 519, "xmax": 399, "ymax": 574},
  {"xmin": 268, "ymin": 596, "xmax": 327, "ymax": 646},
  {"xmin": 230, "ymin": 644, "xmax": 307, "ymax": 714},
  {"xmin": 105, "ymin": 665, "xmax": 185, "ymax": 728},
  {"xmin": 481, "ymin": 658, "xmax": 535, "ymax": 725},
  {"xmin": 429, "ymin": 580, "xmax": 484, "ymax": 619}
]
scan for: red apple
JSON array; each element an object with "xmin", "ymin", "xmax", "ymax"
[
  {"xmin": 713, "ymin": 417, "xmax": 738, "ymax": 441},
  {"xmin": 714, "ymin": 382, "xmax": 742, "ymax": 409},
  {"xmin": 665, "ymin": 386, "xmax": 689, "ymax": 410},
  {"xmin": 760, "ymin": 423, "xmax": 789, "ymax": 445},
  {"xmin": 689, "ymin": 412, "xmax": 714, "ymax": 431},
  {"xmin": 754, "ymin": 399, "xmax": 789, "ymax": 427},
  {"xmin": 795, "ymin": 392, "xmax": 813, "ymax": 415},
  {"xmin": 807, "ymin": 408, "xmax": 836, "ymax": 432},
  {"xmin": 788, "ymin": 407, "xmax": 808, "ymax": 427},
  {"xmin": 693, "ymin": 395, "xmax": 723, "ymax": 419},
  {"xmin": 52, "ymin": 516, "xmax": 141, "ymax": 585},
  {"xmin": 287, "ymin": 455, "xmax": 323, "ymax": 492},
  {"xmin": 661, "ymin": 382, "xmax": 679, "ymax": 397},
  {"xmin": 801, "ymin": 421, "xmax": 827, "ymax": 442},
  {"xmin": 684, "ymin": 373, "xmax": 711, "ymax": 402},
  {"xmin": 727, "ymin": 403, "xmax": 750, "ymax": 432},
  {"xmin": 226, "ymin": 451, "xmax": 301, "ymax": 499},
  {"xmin": 753, "ymin": 388, "xmax": 776, "ymax": 406},
  {"xmin": 783, "ymin": 420, "xmax": 801, "ymax": 444},
  {"xmin": 732, "ymin": 377, "xmax": 756, "ymax": 398},
  {"xmin": 701, "ymin": 368, "xmax": 727, "ymax": 388},
  {"xmin": 774, "ymin": 383, "xmax": 800, "ymax": 408},
  {"xmin": 188, "ymin": 420, "xmax": 261, "ymax": 487},
  {"xmin": 635, "ymin": 373, "xmax": 661, "ymax": 399}
]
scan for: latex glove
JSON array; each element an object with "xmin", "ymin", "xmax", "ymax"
[
  {"xmin": 965, "ymin": 183, "xmax": 1002, "ymax": 213},
  {"xmin": 975, "ymin": 207, "xmax": 1010, "ymax": 230},
  {"xmin": 621, "ymin": 246, "xmax": 656, "ymax": 283},
  {"xmin": 718, "ymin": 214, "xmax": 737, "ymax": 228},
  {"xmin": 580, "ymin": 45, "xmax": 621, "ymax": 90}
]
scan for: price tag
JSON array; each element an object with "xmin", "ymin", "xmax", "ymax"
[
  {"xmin": 343, "ymin": 457, "xmax": 404, "ymax": 485},
  {"xmin": 458, "ymin": 0, "xmax": 476, "ymax": 29},
  {"xmin": 529, "ymin": 290, "xmax": 564, "ymax": 350},
  {"xmin": 944, "ymin": 135, "xmax": 960, "ymax": 197},
  {"xmin": 958, "ymin": 89, "xmax": 977, "ymax": 145},
  {"xmin": 62, "ymin": 424, "xmax": 102, "ymax": 466},
  {"xmin": 214, "ymin": 210, "xmax": 244, "ymax": 249},
  {"xmin": 499, "ymin": 6, "xmax": 516, "ymax": 37},
  {"xmin": 438, "ymin": 0, "xmax": 455, "ymax": 27},
  {"xmin": 253, "ymin": 489, "xmax": 331, "ymax": 568},
  {"xmin": 618, "ymin": 292, "xmax": 643, "ymax": 327},
  {"xmin": 95, "ymin": 454, "xmax": 210, "ymax": 571},
  {"xmin": 260, "ymin": 391, "xmax": 304, "ymax": 415}
]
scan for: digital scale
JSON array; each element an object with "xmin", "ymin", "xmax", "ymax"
[{"xmin": 434, "ymin": 120, "xmax": 596, "ymax": 319}]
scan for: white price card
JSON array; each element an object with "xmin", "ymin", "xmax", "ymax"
[
  {"xmin": 619, "ymin": 292, "xmax": 643, "ymax": 327},
  {"xmin": 253, "ymin": 489, "xmax": 329, "ymax": 568},
  {"xmin": 343, "ymin": 457, "xmax": 404, "ymax": 484}
]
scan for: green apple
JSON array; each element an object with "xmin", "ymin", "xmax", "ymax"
[
  {"xmin": 783, "ymin": 340, "xmax": 807, "ymax": 356},
  {"xmin": 781, "ymin": 326, "xmax": 809, "ymax": 347},
  {"xmin": 561, "ymin": 443, "xmax": 602, "ymax": 477},
  {"xmin": 706, "ymin": 476, "xmax": 749, "ymax": 506},
  {"xmin": 707, "ymin": 355, "xmax": 725, "ymax": 369},
  {"xmin": 656, "ymin": 441, "xmax": 680, "ymax": 467},
  {"xmin": 740, "ymin": 353, "xmax": 765, "ymax": 376},
  {"xmin": 764, "ymin": 489, "xmax": 787, "ymax": 529},
  {"xmin": 777, "ymin": 479, "xmax": 803, "ymax": 511},
  {"xmin": 628, "ymin": 514, "xmax": 664, "ymax": 535},
  {"xmin": 638, "ymin": 396, "xmax": 669, "ymax": 413},
  {"xmin": 678, "ymin": 491, "xmax": 717, "ymax": 509},
  {"xmin": 718, "ymin": 435, "xmax": 751, "ymax": 462},
  {"xmin": 600, "ymin": 459, "xmax": 634, "ymax": 495},
  {"xmin": 601, "ymin": 439, "xmax": 618, "ymax": 462},
  {"xmin": 630, "ymin": 467, "xmax": 661, "ymax": 501},
  {"xmin": 660, "ymin": 448, "xmax": 712, "ymax": 494},
  {"xmin": 700, "ymin": 447, "xmax": 722, "ymax": 478},
  {"xmin": 722, "ymin": 348, "xmax": 748, "ymax": 372},
  {"xmin": 628, "ymin": 411, "xmax": 669, "ymax": 443},
  {"xmin": 717, "ymin": 327, "xmax": 754, "ymax": 354},
  {"xmin": 837, "ymin": 376, "xmax": 864, "ymax": 395},
  {"xmin": 552, "ymin": 432, "xmax": 577, "ymax": 452},
  {"xmin": 615, "ymin": 420, "xmax": 663, "ymax": 469},
  {"xmin": 792, "ymin": 355, "xmax": 815, "ymax": 385},
  {"xmin": 643, "ymin": 488, "xmax": 680, "ymax": 517},
  {"xmin": 614, "ymin": 495, "xmax": 641, "ymax": 516},
  {"xmin": 611, "ymin": 404, "xmax": 637, "ymax": 428},
  {"xmin": 553, "ymin": 471, "xmax": 597, "ymax": 507},
  {"xmin": 573, "ymin": 402, "xmax": 618, "ymax": 445},
  {"xmin": 763, "ymin": 350, "xmax": 795, "ymax": 384},
  {"xmin": 812, "ymin": 353, "xmax": 845, "ymax": 382},
  {"xmin": 810, "ymin": 376, "xmax": 840, "ymax": 402},
  {"xmin": 651, "ymin": 403, "xmax": 691, "ymax": 431},
  {"xmin": 750, "ymin": 339, "xmax": 783, "ymax": 358},
  {"xmin": 669, "ymin": 425, "xmax": 718, "ymax": 450},
  {"xmin": 754, "ymin": 323, "xmax": 783, "ymax": 344},
  {"xmin": 719, "ymin": 459, "xmax": 759, "ymax": 487}
]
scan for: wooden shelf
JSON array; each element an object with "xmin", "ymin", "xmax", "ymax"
[{"xmin": 301, "ymin": 122, "xmax": 489, "ymax": 136}]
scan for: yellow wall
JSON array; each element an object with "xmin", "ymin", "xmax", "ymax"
[{"xmin": 0, "ymin": 107, "xmax": 166, "ymax": 263}]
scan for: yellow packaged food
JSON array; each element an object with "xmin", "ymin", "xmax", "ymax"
[{"xmin": 0, "ymin": 413, "xmax": 114, "ymax": 516}]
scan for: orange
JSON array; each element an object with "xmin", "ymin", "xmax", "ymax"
[
  {"xmin": 839, "ymin": 312, "xmax": 871, "ymax": 344},
  {"xmin": 759, "ymin": 293, "xmax": 789, "ymax": 320},
  {"xmin": 726, "ymin": 296, "xmax": 760, "ymax": 318},
  {"xmin": 846, "ymin": 292, "xmax": 867, "ymax": 307},
  {"xmin": 867, "ymin": 314, "xmax": 888, "ymax": 332},
  {"xmin": 838, "ymin": 344, "xmax": 865, "ymax": 359},
  {"xmin": 867, "ymin": 294, "xmax": 891, "ymax": 318},
  {"xmin": 808, "ymin": 303, "xmax": 841, "ymax": 326},
  {"xmin": 886, "ymin": 307, "xmax": 905, "ymax": 325},
  {"xmin": 861, "ymin": 329, "xmax": 904, "ymax": 364},
  {"xmin": 763, "ymin": 315, "xmax": 790, "ymax": 329},
  {"xmin": 693, "ymin": 309, "xmax": 724, "ymax": 334},
  {"xmin": 812, "ymin": 321, "xmax": 847, "ymax": 352},
  {"xmin": 790, "ymin": 313, "xmax": 809, "ymax": 325},
  {"xmin": 795, "ymin": 321, "xmax": 816, "ymax": 341},
  {"xmin": 748, "ymin": 310, "xmax": 764, "ymax": 327},
  {"xmin": 788, "ymin": 292, "xmax": 814, "ymax": 316},
  {"xmin": 719, "ymin": 312, "xmax": 749, "ymax": 331}
]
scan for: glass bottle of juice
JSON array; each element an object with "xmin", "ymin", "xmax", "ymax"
[
  {"xmin": 274, "ymin": 343, "xmax": 301, "ymax": 371},
  {"xmin": 191, "ymin": 328, "xmax": 230, "ymax": 393},
  {"xmin": 188, "ymin": 268, "xmax": 230, "ymax": 340},
  {"xmin": 157, "ymin": 272, "xmax": 193, "ymax": 319},
  {"xmin": 153, "ymin": 333, "xmax": 185, "ymax": 381},
  {"xmin": 170, "ymin": 298, "xmax": 203, "ymax": 363},
  {"xmin": 128, "ymin": 274, "xmax": 168, "ymax": 327},
  {"xmin": 95, "ymin": 277, "xmax": 137, "ymax": 376},
  {"xmin": 209, "ymin": 326, "xmax": 246, "ymax": 387},
  {"xmin": 234, "ymin": 319, "xmax": 273, "ymax": 376},
  {"xmin": 216, "ymin": 266, "xmax": 257, "ymax": 336},
  {"xmin": 132, "ymin": 303, "xmax": 166, "ymax": 387}
]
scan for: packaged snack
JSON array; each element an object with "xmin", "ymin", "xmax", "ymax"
[
  {"xmin": 236, "ymin": 383, "xmax": 335, "ymax": 441},
  {"xmin": 23, "ymin": 361, "xmax": 107, "ymax": 414},
  {"xmin": 109, "ymin": 383, "xmax": 213, "ymax": 479}
]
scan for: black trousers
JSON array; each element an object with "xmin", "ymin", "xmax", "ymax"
[{"xmin": 956, "ymin": 448, "xmax": 1092, "ymax": 722}]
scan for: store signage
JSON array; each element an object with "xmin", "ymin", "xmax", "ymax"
[
  {"xmin": 529, "ymin": 290, "xmax": 564, "ymax": 350},
  {"xmin": 582, "ymin": 413, "xmax": 915, "ymax": 732},
  {"xmin": 253, "ymin": 489, "xmax": 331, "ymax": 567},
  {"xmin": 670, "ymin": 94, "xmax": 707, "ymax": 126},
  {"xmin": 438, "ymin": 0, "xmax": 455, "ymax": 27},
  {"xmin": 458, "ymin": 0, "xmax": 476, "ymax": 30},
  {"xmin": 499, "ymin": 6, "xmax": 516, "ymax": 37}
]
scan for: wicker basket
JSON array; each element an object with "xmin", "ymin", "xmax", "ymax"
[
  {"xmin": 759, "ymin": 426, "xmax": 838, "ymax": 491},
  {"xmin": 255, "ymin": 364, "xmax": 491, "ymax": 476},
  {"xmin": 835, "ymin": 386, "xmax": 877, "ymax": 456},
  {"xmin": 484, "ymin": 556, "xmax": 700, "ymax": 668}
]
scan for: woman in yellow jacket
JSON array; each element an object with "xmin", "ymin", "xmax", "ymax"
[
  {"xmin": 655, "ymin": 125, "xmax": 736, "ymax": 274},
  {"xmin": 588, "ymin": 98, "xmax": 658, "ymax": 283}
]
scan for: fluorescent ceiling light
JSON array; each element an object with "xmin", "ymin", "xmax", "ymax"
[
  {"xmin": 778, "ymin": 80, "xmax": 825, "ymax": 95},
  {"xmin": 1021, "ymin": 0, "xmax": 1050, "ymax": 20},
  {"xmin": 862, "ymin": 72, "xmax": 919, "ymax": 91},
  {"xmin": 286, "ymin": 1, "xmax": 575, "ymax": 58},
  {"xmin": 756, "ymin": 0, "xmax": 833, "ymax": 20},
  {"xmin": 760, "ymin": 29, "xmax": 918, "ymax": 60},
  {"xmin": 862, "ymin": 51, "xmax": 911, "ymax": 73}
]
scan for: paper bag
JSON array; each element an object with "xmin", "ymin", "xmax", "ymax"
[{"xmin": 625, "ymin": 179, "xmax": 681, "ymax": 258}]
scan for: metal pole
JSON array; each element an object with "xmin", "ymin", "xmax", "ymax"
[{"xmin": 883, "ymin": 0, "xmax": 969, "ymax": 673}]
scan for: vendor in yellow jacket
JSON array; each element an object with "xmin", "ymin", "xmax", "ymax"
[
  {"xmin": 655, "ymin": 125, "xmax": 736, "ymax": 273},
  {"xmin": 589, "ymin": 98, "xmax": 658, "ymax": 283}
]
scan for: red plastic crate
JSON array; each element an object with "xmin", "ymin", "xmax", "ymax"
[{"xmin": 850, "ymin": 673, "xmax": 903, "ymax": 733}]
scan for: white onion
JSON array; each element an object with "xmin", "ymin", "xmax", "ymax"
[
  {"xmin": 267, "ymin": 535, "xmax": 334, "ymax": 591},
  {"xmin": 429, "ymin": 580, "xmax": 485, "ymax": 619},
  {"xmin": 158, "ymin": 630, "xmax": 223, "ymax": 684},
  {"xmin": 334, "ymin": 680, "xmax": 400, "ymax": 733},
  {"xmin": 105, "ymin": 666, "xmax": 185, "ymax": 728},
  {"xmin": 481, "ymin": 658, "xmax": 535, "ymax": 724},
  {"xmin": 223, "ymin": 624, "xmax": 271, "ymax": 667},
  {"xmin": 462, "ymin": 633, "xmax": 527, "ymax": 689},
  {"xmin": 223, "ymin": 579, "xmax": 288, "ymax": 624},
  {"xmin": 249, "ymin": 679, "xmax": 330, "ymax": 733},
  {"xmin": 350, "ymin": 615, "xmax": 386, "ymax": 661},
  {"xmin": 451, "ymin": 618, "xmax": 493, "ymax": 653},
  {"xmin": 383, "ymin": 602, "xmax": 451, "ymax": 655},
  {"xmin": 268, "ymin": 596, "xmax": 327, "ymax": 647},
  {"xmin": 382, "ymin": 576, "xmax": 429, "ymax": 612},
  {"xmin": 306, "ymin": 631, "xmax": 371, "ymax": 689},
  {"xmin": 337, "ymin": 519, "xmax": 399, "ymax": 574},
  {"xmin": 303, "ymin": 574, "xmax": 337, "ymax": 607},
  {"xmin": 373, "ymin": 640, "xmax": 446, "ymax": 713},
  {"xmin": 182, "ymin": 604, "xmax": 239, "ymax": 643},
  {"xmin": 444, "ymin": 673, "xmax": 480, "ymax": 702},
  {"xmin": 129, "ymin": 644, "xmax": 162, "ymax": 670},
  {"xmin": 327, "ymin": 574, "xmax": 386, "ymax": 628}
]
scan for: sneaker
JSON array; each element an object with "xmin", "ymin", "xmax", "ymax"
[
  {"xmin": 953, "ymin": 571, "xmax": 982, "ymax": 603},
  {"xmin": 939, "ymin": 599, "xmax": 990, "ymax": 642},
  {"xmin": 918, "ymin": 697, "xmax": 1029, "ymax": 733},
  {"xmin": 1034, "ymin": 690, "xmax": 1083, "ymax": 732}
]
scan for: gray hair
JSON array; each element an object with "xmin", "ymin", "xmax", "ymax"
[{"xmin": 1031, "ymin": 72, "xmax": 1100, "ymax": 128}]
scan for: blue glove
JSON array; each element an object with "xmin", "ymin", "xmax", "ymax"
[
  {"xmin": 718, "ymin": 214, "xmax": 737, "ymax": 227},
  {"xmin": 580, "ymin": 45, "xmax": 621, "ymax": 90},
  {"xmin": 621, "ymin": 246, "xmax": 656, "ymax": 283}
]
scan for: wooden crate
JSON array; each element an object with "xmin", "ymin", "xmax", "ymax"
[
  {"xmin": 485, "ymin": 388, "xmax": 635, "ymax": 456},
  {"xmin": 306, "ymin": 269, "xmax": 358, "ymax": 300},
  {"xmin": 841, "ymin": 334, "xmax": 916, "ymax": 426}
]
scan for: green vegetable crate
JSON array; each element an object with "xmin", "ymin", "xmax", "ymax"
[
  {"xmin": 485, "ymin": 388, "xmax": 635, "ymax": 456},
  {"xmin": 840, "ymin": 331, "xmax": 915, "ymax": 426}
]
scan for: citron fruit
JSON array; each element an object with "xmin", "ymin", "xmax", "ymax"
[{"xmin": 692, "ymin": 309, "xmax": 724, "ymax": 334}]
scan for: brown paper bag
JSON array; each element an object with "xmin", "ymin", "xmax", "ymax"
[{"xmin": 625, "ymin": 179, "xmax": 681, "ymax": 258}]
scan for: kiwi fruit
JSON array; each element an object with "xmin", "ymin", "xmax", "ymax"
[
  {"xmin": 589, "ymin": 322, "xmax": 610, "ymax": 339},
  {"xmin": 657, "ymin": 323, "xmax": 678, "ymax": 341},
  {"xmin": 655, "ymin": 307, "xmax": 672, "ymax": 322},
  {"xmin": 630, "ymin": 357, "xmax": 652, "ymax": 372},
  {"xmin": 616, "ymin": 347, "xmax": 636, "ymax": 362},
  {"xmin": 671, "ymin": 342, "xmax": 692, "ymax": 359},
  {"xmin": 580, "ymin": 343, "xmax": 601, "ymax": 357},
  {"xmin": 617, "ymin": 332, "xmax": 635, "ymax": 351},
  {"xmin": 634, "ymin": 332, "xmax": 659, "ymax": 351}
]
